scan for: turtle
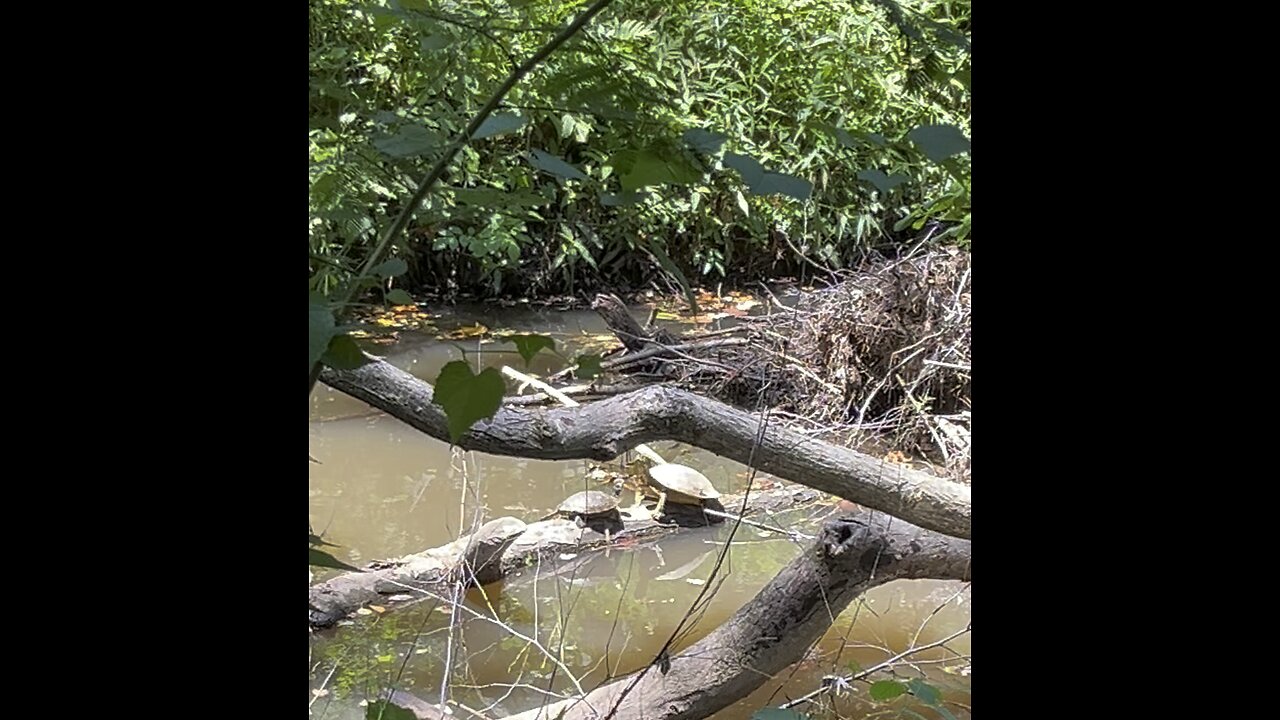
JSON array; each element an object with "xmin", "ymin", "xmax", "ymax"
[
  {"xmin": 541, "ymin": 490, "xmax": 623, "ymax": 540},
  {"xmin": 630, "ymin": 463, "xmax": 721, "ymax": 516}
]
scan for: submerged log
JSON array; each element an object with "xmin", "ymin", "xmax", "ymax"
[
  {"xmin": 320, "ymin": 358, "xmax": 970, "ymax": 539},
  {"xmin": 308, "ymin": 484, "xmax": 825, "ymax": 629},
  {"xmin": 506, "ymin": 506, "xmax": 972, "ymax": 720}
]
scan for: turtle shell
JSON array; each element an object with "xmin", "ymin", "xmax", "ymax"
[
  {"xmin": 556, "ymin": 490, "xmax": 620, "ymax": 517},
  {"xmin": 647, "ymin": 464, "xmax": 720, "ymax": 500}
]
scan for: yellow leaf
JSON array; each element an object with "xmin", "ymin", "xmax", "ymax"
[
  {"xmin": 356, "ymin": 607, "xmax": 373, "ymax": 615},
  {"xmin": 370, "ymin": 605, "xmax": 386, "ymax": 613}
]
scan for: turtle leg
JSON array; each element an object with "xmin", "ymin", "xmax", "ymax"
[{"xmin": 654, "ymin": 491, "xmax": 668, "ymax": 516}]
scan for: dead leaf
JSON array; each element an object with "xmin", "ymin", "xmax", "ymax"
[{"xmin": 370, "ymin": 605, "xmax": 386, "ymax": 613}]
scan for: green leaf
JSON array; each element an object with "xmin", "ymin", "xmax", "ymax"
[
  {"xmin": 907, "ymin": 124, "xmax": 971, "ymax": 163},
  {"xmin": 751, "ymin": 172, "xmax": 812, "ymax": 200},
  {"xmin": 620, "ymin": 151, "xmax": 702, "ymax": 191},
  {"xmin": 475, "ymin": 112, "xmax": 525, "ymax": 139},
  {"xmin": 600, "ymin": 190, "xmax": 646, "ymax": 207},
  {"xmin": 683, "ymin": 128, "xmax": 727, "ymax": 154},
  {"xmin": 907, "ymin": 679, "xmax": 942, "ymax": 705},
  {"xmin": 308, "ymin": 532, "xmax": 337, "ymax": 547},
  {"xmin": 309, "ymin": 294, "xmax": 336, "ymax": 372},
  {"xmin": 723, "ymin": 152, "xmax": 765, "ymax": 186},
  {"xmin": 322, "ymin": 334, "xmax": 369, "ymax": 370},
  {"xmin": 575, "ymin": 354, "xmax": 602, "ymax": 380},
  {"xmin": 529, "ymin": 150, "xmax": 588, "ymax": 181},
  {"xmin": 309, "ymin": 547, "xmax": 360, "ymax": 572},
  {"xmin": 371, "ymin": 258, "xmax": 408, "ymax": 278},
  {"xmin": 645, "ymin": 243, "xmax": 699, "ymax": 314},
  {"xmin": 373, "ymin": 125, "xmax": 441, "ymax": 158},
  {"xmin": 735, "ymin": 189, "xmax": 750, "ymax": 216},
  {"xmin": 432, "ymin": 361, "xmax": 506, "ymax": 443},
  {"xmin": 856, "ymin": 169, "xmax": 909, "ymax": 193},
  {"xmin": 869, "ymin": 680, "xmax": 908, "ymax": 702},
  {"xmin": 386, "ymin": 288, "xmax": 415, "ymax": 305},
  {"xmin": 365, "ymin": 700, "xmax": 419, "ymax": 720},
  {"xmin": 751, "ymin": 710, "xmax": 809, "ymax": 720},
  {"xmin": 506, "ymin": 334, "xmax": 556, "ymax": 366},
  {"xmin": 420, "ymin": 34, "xmax": 450, "ymax": 51}
]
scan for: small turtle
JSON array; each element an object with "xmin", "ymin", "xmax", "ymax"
[
  {"xmin": 541, "ymin": 490, "xmax": 623, "ymax": 540},
  {"xmin": 631, "ymin": 463, "xmax": 721, "ymax": 516}
]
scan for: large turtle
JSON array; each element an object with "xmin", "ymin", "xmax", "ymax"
[
  {"xmin": 541, "ymin": 490, "xmax": 623, "ymax": 540},
  {"xmin": 630, "ymin": 463, "xmax": 721, "ymax": 516}
]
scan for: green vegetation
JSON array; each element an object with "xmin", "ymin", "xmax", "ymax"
[{"xmin": 308, "ymin": 0, "xmax": 970, "ymax": 306}]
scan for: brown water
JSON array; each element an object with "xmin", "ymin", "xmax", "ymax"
[{"xmin": 308, "ymin": 306, "xmax": 971, "ymax": 719}]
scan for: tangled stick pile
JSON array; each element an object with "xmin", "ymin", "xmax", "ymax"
[{"xmin": 681, "ymin": 248, "xmax": 971, "ymax": 482}]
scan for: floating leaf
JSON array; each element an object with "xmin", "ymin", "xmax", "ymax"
[
  {"xmin": 856, "ymin": 169, "xmax": 910, "ymax": 193},
  {"xmin": 506, "ymin": 334, "xmax": 556, "ymax": 366},
  {"xmin": 575, "ymin": 354, "xmax": 602, "ymax": 380},
  {"xmin": 869, "ymin": 680, "xmax": 908, "ymax": 702},
  {"xmin": 433, "ymin": 361, "xmax": 506, "ymax": 443},
  {"xmin": 475, "ymin": 112, "xmax": 525, "ymax": 139},
  {"xmin": 751, "ymin": 172, "xmax": 812, "ymax": 200},
  {"xmin": 386, "ymin": 288, "xmax": 415, "ymax": 305},
  {"xmin": 309, "ymin": 294, "xmax": 336, "ymax": 372},
  {"xmin": 371, "ymin": 258, "xmax": 408, "ymax": 278},
  {"xmin": 723, "ymin": 152, "xmax": 765, "ymax": 186},
  {"xmin": 907, "ymin": 124, "xmax": 970, "ymax": 163},
  {"xmin": 529, "ymin": 150, "xmax": 588, "ymax": 181},
  {"xmin": 906, "ymin": 679, "xmax": 942, "ymax": 705},
  {"xmin": 309, "ymin": 547, "xmax": 360, "ymax": 571},
  {"xmin": 683, "ymin": 128, "xmax": 727, "ymax": 154},
  {"xmin": 322, "ymin": 334, "xmax": 369, "ymax": 370},
  {"xmin": 372, "ymin": 125, "xmax": 440, "ymax": 158}
]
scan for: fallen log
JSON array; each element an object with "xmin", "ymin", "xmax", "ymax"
[
  {"xmin": 319, "ymin": 358, "xmax": 971, "ymax": 539},
  {"xmin": 505, "ymin": 505, "xmax": 972, "ymax": 720},
  {"xmin": 308, "ymin": 484, "xmax": 826, "ymax": 628}
]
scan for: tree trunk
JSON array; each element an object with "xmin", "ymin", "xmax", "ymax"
[
  {"xmin": 504, "ymin": 506, "xmax": 971, "ymax": 720},
  {"xmin": 319, "ymin": 359, "xmax": 971, "ymax": 539}
]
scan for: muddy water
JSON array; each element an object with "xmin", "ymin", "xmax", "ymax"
[{"xmin": 308, "ymin": 307, "xmax": 971, "ymax": 719}]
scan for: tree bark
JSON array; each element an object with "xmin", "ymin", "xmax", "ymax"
[
  {"xmin": 505, "ymin": 506, "xmax": 971, "ymax": 720},
  {"xmin": 319, "ymin": 359, "xmax": 971, "ymax": 539}
]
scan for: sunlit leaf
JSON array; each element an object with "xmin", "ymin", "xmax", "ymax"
[
  {"xmin": 371, "ymin": 258, "xmax": 408, "ymax": 278},
  {"xmin": 575, "ymin": 354, "xmax": 602, "ymax": 379},
  {"xmin": 433, "ymin": 361, "xmax": 506, "ymax": 443},
  {"xmin": 907, "ymin": 124, "xmax": 970, "ymax": 163},
  {"xmin": 506, "ymin": 334, "xmax": 556, "ymax": 366},
  {"xmin": 683, "ymin": 128, "xmax": 727, "ymax": 154},
  {"xmin": 309, "ymin": 293, "xmax": 336, "ymax": 372},
  {"xmin": 475, "ymin": 112, "xmax": 526, "ymax": 139},
  {"xmin": 322, "ymin": 334, "xmax": 369, "ymax": 370},
  {"xmin": 309, "ymin": 547, "xmax": 360, "ymax": 571},
  {"xmin": 856, "ymin": 169, "xmax": 909, "ymax": 193},
  {"xmin": 386, "ymin": 288, "xmax": 415, "ymax": 305},
  {"xmin": 529, "ymin": 150, "xmax": 588, "ymax": 181},
  {"xmin": 372, "ymin": 125, "xmax": 441, "ymax": 158},
  {"xmin": 869, "ymin": 680, "xmax": 908, "ymax": 701},
  {"xmin": 735, "ymin": 189, "xmax": 750, "ymax": 216}
]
